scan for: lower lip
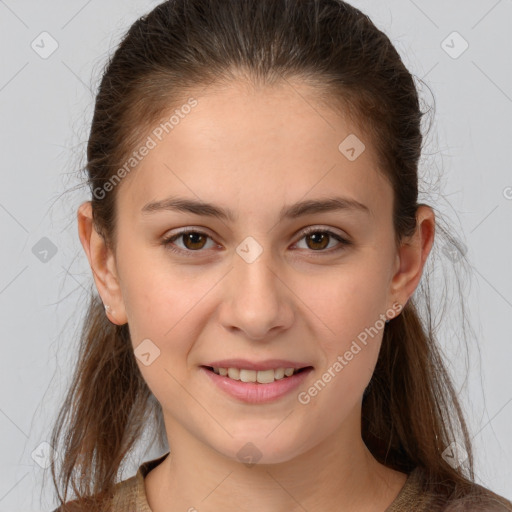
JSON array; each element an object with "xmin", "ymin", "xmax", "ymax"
[{"xmin": 200, "ymin": 366, "xmax": 313, "ymax": 404}]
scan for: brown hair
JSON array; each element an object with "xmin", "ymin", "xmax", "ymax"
[{"xmin": 49, "ymin": 0, "xmax": 511, "ymax": 509}]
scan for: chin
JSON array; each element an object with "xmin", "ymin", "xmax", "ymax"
[{"xmin": 211, "ymin": 434, "xmax": 308, "ymax": 466}]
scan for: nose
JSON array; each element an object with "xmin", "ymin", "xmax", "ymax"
[{"xmin": 217, "ymin": 243, "xmax": 294, "ymax": 341}]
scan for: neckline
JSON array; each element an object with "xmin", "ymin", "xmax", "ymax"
[
  {"xmin": 135, "ymin": 453, "xmax": 421, "ymax": 511},
  {"xmin": 384, "ymin": 466, "xmax": 423, "ymax": 510}
]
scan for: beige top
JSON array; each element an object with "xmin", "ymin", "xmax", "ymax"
[{"xmin": 56, "ymin": 452, "xmax": 512, "ymax": 511}]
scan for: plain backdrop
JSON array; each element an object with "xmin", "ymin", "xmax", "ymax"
[{"xmin": 0, "ymin": 1, "xmax": 511, "ymax": 510}]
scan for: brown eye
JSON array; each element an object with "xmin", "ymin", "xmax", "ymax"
[
  {"xmin": 162, "ymin": 230, "xmax": 216, "ymax": 254},
  {"xmin": 294, "ymin": 228, "xmax": 351, "ymax": 254},
  {"xmin": 180, "ymin": 232, "xmax": 208, "ymax": 250},
  {"xmin": 305, "ymin": 232, "xmax": 330, "ymax": 250}
]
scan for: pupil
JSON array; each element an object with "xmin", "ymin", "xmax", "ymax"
[
  {"xmin": 185, "ymin": 232, "xmax": 205, "ymax": 250},
  {"xmin": 308, "ymin": 232, "xmax": 328, "ymax": 250}
]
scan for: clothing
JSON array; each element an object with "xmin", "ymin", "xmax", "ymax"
[{"xmin": 54, "ymin": 451, "xmax": 512, "ymax": 511}]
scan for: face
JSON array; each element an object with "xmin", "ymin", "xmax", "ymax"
[{"xmin": 97, "ymin": 79, "xmax": 407, "ymax": 464}]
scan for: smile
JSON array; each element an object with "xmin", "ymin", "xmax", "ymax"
[
  {"xmin": 205, "ymin": 366, "xmax": 307, "ymax": 383},
  {"xmin": 200, "ymin": 364, "xmax": 314, "ymax": 404}
]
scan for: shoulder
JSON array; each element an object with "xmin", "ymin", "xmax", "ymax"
[
  {"xmin": 442, "ymin": 474, "xmax": 512, "ymax": 511},
  {"xmin": 50, "ymin": 476, "xmax": 138, "ymax": 512},
  {"xmin": 443, "ymin": 483, "xmax": 512, "ymax": 511},
  {"xmin": 50, "ymin": 494, "xmax": 113, "ymax": 512},
  {"xmin": 51, "ymin": 452, "xmax": 169, "ymax": 512},
  {"xmin": 388, "ymin": 466, "xmax": 512, "ymax": 512}
]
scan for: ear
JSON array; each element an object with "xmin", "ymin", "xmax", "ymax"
[
  {"xmin": 77, "ymin": 201, "xmax": 128, "ymax": 325},
  {"xmin": 389, "ymin": 205, "xmax": 435, "ymax": 311}
]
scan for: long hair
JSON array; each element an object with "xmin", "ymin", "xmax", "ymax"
[{"xmin": 49, "ymin": 0, "xmax": 509, "ymax": 508}]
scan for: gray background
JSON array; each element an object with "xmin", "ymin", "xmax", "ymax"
[{"xmin": 0, "ymin": 0, "xmax": 511, "ymax": 510}]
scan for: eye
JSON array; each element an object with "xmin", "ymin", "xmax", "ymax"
[
  {"xmin": 293, "ymin": 227, "xmax": 351, "ymax": 254},
  {"xmin": 162, "ymin": 229, "xmax": 217, "ymax": 255},
  {"xmin": 161, "ymin": 226, "xmax": 351, "ymax": 257}
]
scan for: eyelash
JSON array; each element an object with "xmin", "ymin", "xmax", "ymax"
[{"xmin": 161, "ymin": 226, "xmax": 352, "ymax": 257}]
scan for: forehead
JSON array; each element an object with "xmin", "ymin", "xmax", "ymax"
[{"xmin": 117, "ymin": 79, "xmax": 392, "ymax": 223}]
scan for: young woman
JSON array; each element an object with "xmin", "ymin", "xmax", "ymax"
[{"xmin": 50, "ymin": 0, "xmax": 512, "ymax": 510}]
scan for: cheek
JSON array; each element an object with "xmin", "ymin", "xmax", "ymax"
[
  {"xmin": 292, "ymin": 258, "xmax": 388, "ymax": 403},
  {"xmin": 119, "ymin": 259, "xmax": 228, "ymax": 397},
  {"xmin": 116, "ymin": 241, "xmax": 206, "ymax": 337},
  {"xmin": 297, "ymin": 302, "xmax": 384, "ymax": 429},
  {"xmin": 293, "ymin": 257, "xmax": 389, "ymax": 348},
  {"xmin": 120, "ymin": 263, "xmax": 213, "ymax": 407},
  {"xmin": 125, "ymin": 275, "xmax": 205, "ymax": 348}
]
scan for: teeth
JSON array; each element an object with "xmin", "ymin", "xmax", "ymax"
[
  {"xmin": 212, "ymin": 366, "xmax": 301, "ymax": 383},
  {"xmin": 256, "ymin": 369, "xmax": 275, "ymax": 384},
  {"xmin": 227, "ymin": 368, "xmax": 240, "ymax": 380},
  {"xmin": 274, "ymin": 367, "xmax": 285, "ymax": 380},
  {"xmin": 240, "ymin": 369, "xmax": 257, "ymax": 382}
]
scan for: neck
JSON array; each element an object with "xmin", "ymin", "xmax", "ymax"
[{"xmin": 144, "ymin": 407, "xmax": 408, "ymax": 512}]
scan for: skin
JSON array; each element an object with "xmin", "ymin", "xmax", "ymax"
[{"xmin": 78, "ymin": 78, "xmax": 435, "ymax": 512}]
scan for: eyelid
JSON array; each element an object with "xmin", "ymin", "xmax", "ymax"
[
  {"xmin": 290, "ymin": 226, "xmax": 352, "ymax": 254},
  {"xmin": 297, "ymin": 225, "xmax": 350, "ymax": 240},
  {"xmin": 161, "ymin": 225, "xmax": 351, "ymax": 256},
  {"xmin": 161, "ymin": 227, "xmax": 219, "ymax": 256}
]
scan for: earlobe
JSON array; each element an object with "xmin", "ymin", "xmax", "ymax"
[
  {"xmin": 77, "ymin": 201, "xmax": 128, "ymax": 325},
  {"xmin": 389, "ymin": 205, "xmax": 435, "ymax": 307}
]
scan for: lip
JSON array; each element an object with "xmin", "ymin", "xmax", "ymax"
[
  {"xmin": 204, "ymin": 359, "xmax": 312, "ymax": 371},
  {"xmin": 200, "ymin": 365, "xmax": 314, "ymax": 404}
]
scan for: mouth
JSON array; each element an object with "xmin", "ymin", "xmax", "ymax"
[
  {"xmin": 201, "ymin": 365, "xmax": 313, "ymax": 384},
  {"xmin": 200, "ymin": 363, "xmax": 314, "ymax": 403}
]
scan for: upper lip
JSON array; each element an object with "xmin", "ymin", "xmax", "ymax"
[{"xmin": 203, "ymin": 359, "xmax": 313, "ymax": 371}]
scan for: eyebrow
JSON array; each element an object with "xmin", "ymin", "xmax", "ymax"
[{"xmin": 141, "ymin": 195, "xmax": 371, "ymax": 222}]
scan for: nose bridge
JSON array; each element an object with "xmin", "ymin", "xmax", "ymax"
[
  {"xmin": 233, "ymin": 234, "xmax": 279, "ymax": 301},
  {"xmin": 219, "ymin": 234, "xmax": 292, "ymax": 339}
]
